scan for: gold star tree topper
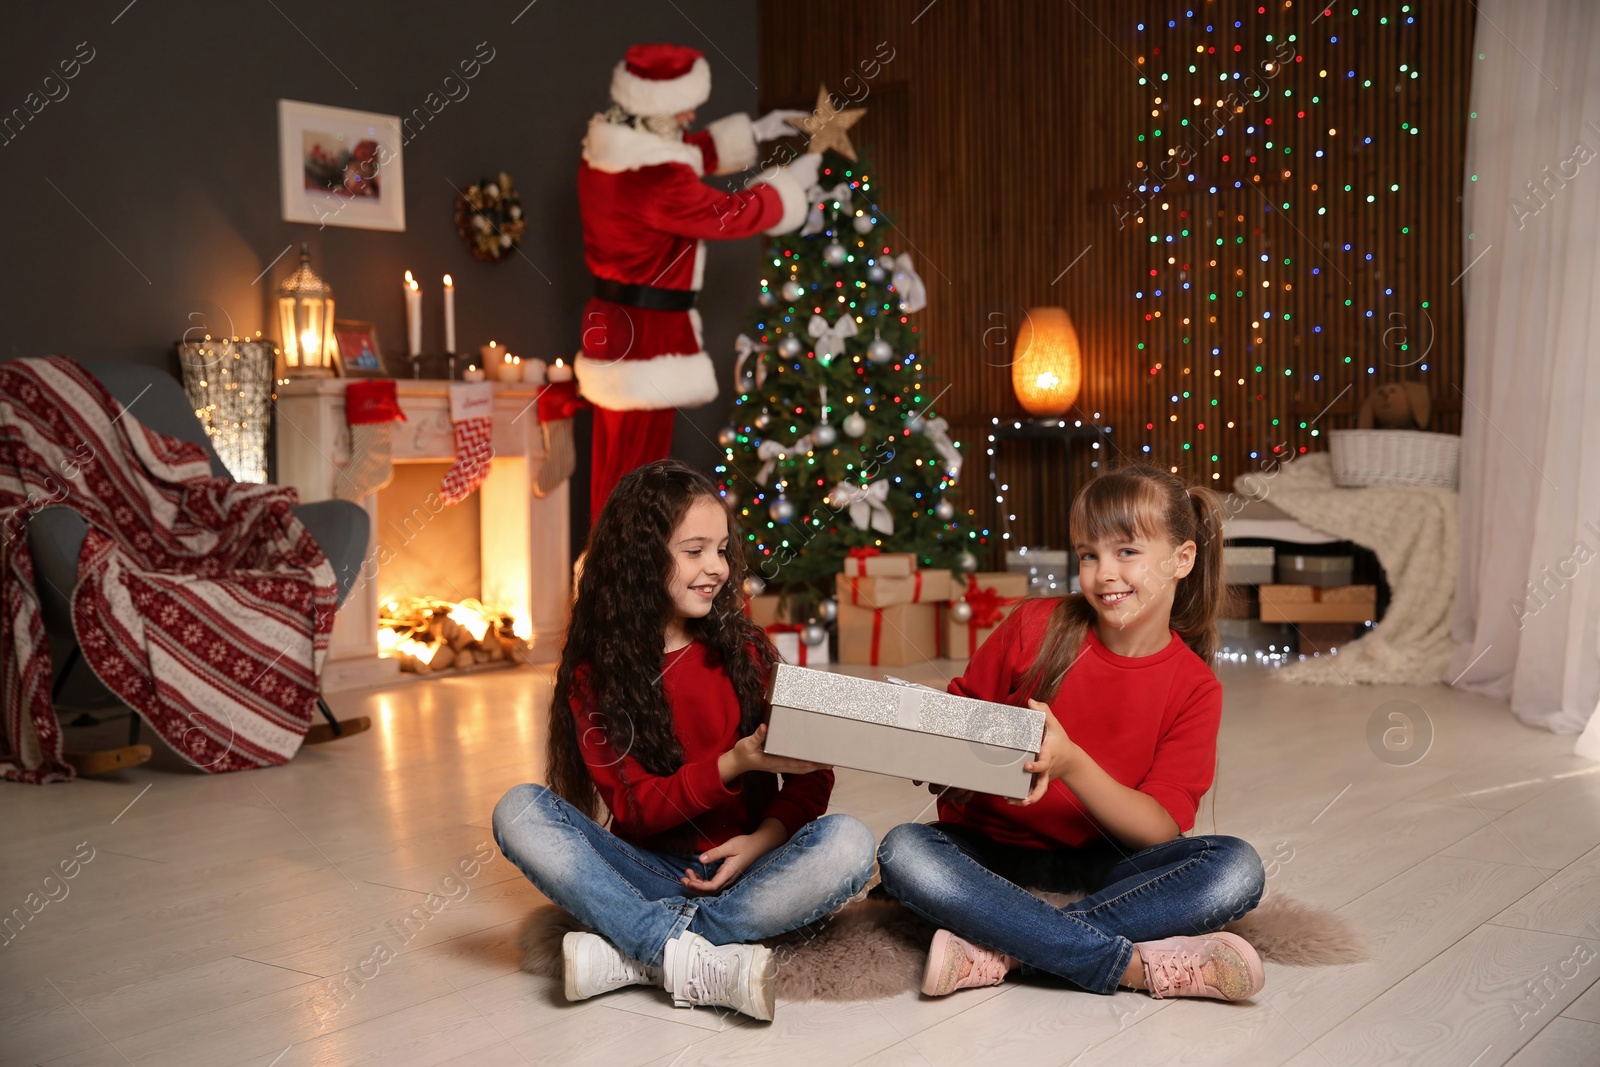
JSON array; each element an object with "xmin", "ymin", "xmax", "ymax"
[{"xmin": 786, "ymin": 85, "xmax": 867, "ymax": 161}]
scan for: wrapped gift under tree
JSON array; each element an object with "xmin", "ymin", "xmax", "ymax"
[
  {"xmin": 765, "ymin": 622, "xmax": 832, "ymax": 667},
  {"xmin": 947, "ymin": 572, "xmax": 1028, "ymax": 661}
]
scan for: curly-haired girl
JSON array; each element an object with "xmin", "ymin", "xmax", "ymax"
[{"xmin": 493, "ymin": 459, "xmax": 874, "ymax": 1022}]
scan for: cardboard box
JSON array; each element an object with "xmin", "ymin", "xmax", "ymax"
[
  {"xmin": 1259, "ymin": 584, "xmax": 1376, "ymax": 623},
  {"xmin": 766, "ymin": 626, "xmax": 832, "ymax": 667},
  {"xmin": 836, "ymin": 568, "xmax": 955, "ymax": 609},
  {"xmin": 947, "ymin": 571, "xmax": 1030, "ymax": 661},
  {"xmin": 1224, "ymin": 545, "xmax": 1276, "ymax": 585},
  {"xmin": 745, "ymin": 594, "xmax": 790, "ymax": 627},
  {"xmin": 837, "ymin": 602, "xmax": 941, "ymax": 666},
  {"xmin": 764, "ymin": 664, "xmax": 1045, "ymax": 799},
  {"xmin": 1275, "ymin": 554, "xmax": 1354, "ymax": 588},
  {"xmin": 842, "ymin": 550, "xmax": 918, "ymax": 578}
]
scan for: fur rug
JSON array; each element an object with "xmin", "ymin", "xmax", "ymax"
[{"xmin": 517, "ymin": 889, "xmax": 1369, "ymax": 1002}]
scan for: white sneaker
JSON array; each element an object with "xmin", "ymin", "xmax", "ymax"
[
  {"xmin": 562, "ymin": 931, "xmax": 660, "ymax": 1001},
  {"xmin": 661, "ymin": 930, "xmax": 777, "ymax": 1021}
]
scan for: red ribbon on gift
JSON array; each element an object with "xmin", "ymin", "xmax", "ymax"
[
  {"xmin": 962, "ymin": 575, "xmax": 1023, "ymax": 657},
  {"xmin": 536, "ymin": 379, "xmax": 590, "ymax": 423},
  {"xmin": 846, "ymin": 546, "xmax": 882, "ymax": 563},
  {"xmin": 345, "ymin": 379, "xmax": 406, "ymax": 424},
  {"xmin": 764, "ymin": 622, "xmax": 807, "ymax": 666}
]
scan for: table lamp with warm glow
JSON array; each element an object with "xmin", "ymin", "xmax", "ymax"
[
  {"xmin": 1011, "ymin": 307, "xmax": 1083, "ymax": 417},
  {"xmin": 276, "ymin": 243, "xmax": 341, "ymax": 378}
]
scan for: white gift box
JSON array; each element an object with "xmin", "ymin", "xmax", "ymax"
[
  {"xmin": 763, "ymin": 664, "xmax": 1044, "ymax": 799},
  {"xmin": 769, "ymin": 629, "xmax": 831, "ymax": 667}
]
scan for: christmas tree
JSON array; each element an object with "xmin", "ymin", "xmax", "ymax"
[{"xmin": 715, "ymin": 148, "xmax": 982, "ymax": 602}]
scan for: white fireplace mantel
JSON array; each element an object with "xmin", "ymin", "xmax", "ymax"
[{"xmin": 275, "ymin": 379, "xmax": 570, "ymax": 692}]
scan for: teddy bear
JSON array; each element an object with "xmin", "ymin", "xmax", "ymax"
[{"xmin": 1358, "ymin": 381, "xmax": 1431, "ymax": 430}]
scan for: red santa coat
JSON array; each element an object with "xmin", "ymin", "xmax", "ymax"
[{"xmin": 575, "ymin": 113, "xmax": 808, "ymax": 411}]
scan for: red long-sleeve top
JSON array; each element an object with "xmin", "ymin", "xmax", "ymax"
[
  {"xmin": 943, "ymin": 599, "xmax": 1222, "ymax": 849},
  {"xmin": 572, "ymin": 640, "xmax": 835, "ymax": 855}
]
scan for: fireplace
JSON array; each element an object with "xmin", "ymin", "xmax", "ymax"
[{"xmin": 274, "ymin": 379, "xmax": 570, "ymax": 691}]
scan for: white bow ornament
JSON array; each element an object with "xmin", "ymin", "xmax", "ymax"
[
  {"xmin": 800, "ymin": 181, "xmax": 855, "ymax": 237},
  {"xmin": 890, "ymin": 253, "xmax": 927, "ymax": 313},
  {"xmin": 918, "ymin": 415, "xmax": 964, "ymax": 481},
  {"xmin": 829, "ymin": 479, "xmax": 894, "ymax": 535},
  {"xmin": 808, "ymin": 313, "xmax": 858, "ymax": 364},
  {"xmin": 733, "ymin": 333, "xmax": 768, "ymax": 392}
]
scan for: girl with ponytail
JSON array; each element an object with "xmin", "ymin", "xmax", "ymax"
[{"xmin": 878, "ymin": 465, "xmax": 1269, "ymax": 1005}]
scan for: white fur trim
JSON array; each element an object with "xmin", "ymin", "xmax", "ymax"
[
  {"xmin": 575, "ymin": 348, "xmax": 719, "ymax": 411},
  {"xmin": 752, "ymin": 166, "xmax": 809, "ymax": 235},
  {"xmin": 691, "ymin": 240, "xmax": 706, "ymax": 291},
  {"xmin": 705, "ymin": 113, "xmax": 757, "ymax": 174},
  {"xmin": 611, "ymin": 56, "xmax": 711, "ymax": 117},
  {"xmin": 583, "ymin": 115, "xmax": 704, "ymax": 176}
]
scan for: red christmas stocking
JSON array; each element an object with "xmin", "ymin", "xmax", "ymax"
[{"xmin": 440, "ymin": 382, "xmax": 495, "ymax": 505}]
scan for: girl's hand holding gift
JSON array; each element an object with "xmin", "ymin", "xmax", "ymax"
[
  {"xmin": 1012, "ymin": 699, "xmax": 1086, "ymax": 807},
  {"xmin": 721, "ymin": 723, "xmax": 832, "ymax": 781}
]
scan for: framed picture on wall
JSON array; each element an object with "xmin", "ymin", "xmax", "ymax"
[
  {"xmin": 278, "ymin": 100, "xmax": 406, "ymax": 231},
  {"xmin": 333, "ymin": 320, "xmax": 391, "ymax": 378}
]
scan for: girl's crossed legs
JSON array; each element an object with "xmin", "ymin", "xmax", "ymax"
[{"xmin": 493, "ymin": 782, "xmax": 875, "ymax": 969}]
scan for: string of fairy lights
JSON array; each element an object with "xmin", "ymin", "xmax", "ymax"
[{"xmin": 1130, "ymin": 3, "xmax": 1432, "ymax": 482}]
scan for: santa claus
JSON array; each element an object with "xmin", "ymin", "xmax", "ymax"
[{"xmin": 576, "ymin": 42, "xmax": 819, "ymax": 521}]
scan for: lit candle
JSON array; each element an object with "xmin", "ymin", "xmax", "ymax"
[
  {"xmin": 404, "ymin": 271, "xmax": 422, "ymax": 357},
  {"xmin": 462, "ymin": 364, "xmax": 486, "ymax": 383},
  {"xmin": 498, "ymin": 352, "xmax": 522, "ymax": 382},
  {"xmin": 547, "ymin": 357, "xmax": 574, "ymax": 383},
  {"xmin": 443, "ymin": 274, "xmax": 456, "ymax": 354},
  {"xmin": 479, "ymin": 340, "xmax": 499, "ymax": 364},
  {"xmin": 521, "ymin": 357, "xmax": 548, "ymax": 384}
]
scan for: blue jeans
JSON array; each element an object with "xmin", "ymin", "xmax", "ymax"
[
  {"xmin": 493, "ymin": 783, "xmax": 876, "ymax": 969},
  {"xmin": 877, "ymin": 822, "xmax": 1265, "ymax": 994}
]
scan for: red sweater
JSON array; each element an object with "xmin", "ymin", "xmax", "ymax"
[
  {"xmin": 944, "ymin": 599, "xmax": 1222, "ymax": 849},
  {"xmin": 572, "ymin": 640, "xmax": 834, "ymax": 854}
]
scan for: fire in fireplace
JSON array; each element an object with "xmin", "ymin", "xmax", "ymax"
[{"xmin": 377, "ymin": 596, "xmax": 533, "ymax": 675}]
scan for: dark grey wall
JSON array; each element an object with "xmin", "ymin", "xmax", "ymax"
[{"xmin": 0, "ymin": 0, "xmax": 759, "ymax": 538}]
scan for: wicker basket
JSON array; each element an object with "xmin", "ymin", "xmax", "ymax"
[{"xmin": 1328, "ymin": 429, "xmax": 1460, "ymax": 490}]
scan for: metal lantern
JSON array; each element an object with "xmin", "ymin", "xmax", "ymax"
[
  {"xmin": 276, "ymin": 243, "xmax": 340, "ymax": 378},
  {"xmin": 1011, "ymin": 307, "xmax": 1083, "ymax": 417}
]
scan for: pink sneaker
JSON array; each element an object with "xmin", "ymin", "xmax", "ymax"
[
  {"xmin": 921, "ymin": 929, "xmax": 1017, "ymax": 996},
  {"xmin": 1135, "ymin": 931, "xmax": 1265, "ymax": 1001}
]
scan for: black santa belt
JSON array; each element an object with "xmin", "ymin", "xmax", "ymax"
[{"xmin": 593, "ymin": 276, "xmax": 698, "ymax": 312}]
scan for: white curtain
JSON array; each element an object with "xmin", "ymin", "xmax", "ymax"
[{"xmin": 1452, "ymin": 0, "xmax": 1600, "ymax": 753}]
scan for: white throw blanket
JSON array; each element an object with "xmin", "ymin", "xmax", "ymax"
[{"xmin": 1233, "ymin": 454, "xmax": 1457, "ymax": 685}]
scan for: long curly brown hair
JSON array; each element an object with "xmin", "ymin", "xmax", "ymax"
[
  {"xmin": 547, "ymin": 459, "xmax": 778, "ymax": 824},
  {"xmin": 1020, "ymin": 464, "xmax": 1230, "ymax": 702}
]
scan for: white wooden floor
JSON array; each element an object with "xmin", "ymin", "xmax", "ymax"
[{"xmin": 4, "ymin": 657, "xmax": 1599, "ymax": 1067}]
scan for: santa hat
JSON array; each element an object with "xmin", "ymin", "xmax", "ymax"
[{"xmin": 610, "ymin": 43, "xmax": 711, "ymax": 117}]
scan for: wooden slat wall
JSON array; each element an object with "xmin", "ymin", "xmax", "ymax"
[{"xmin": 759, "ymin": 0, "xmax": 1475, "ymax": 563}]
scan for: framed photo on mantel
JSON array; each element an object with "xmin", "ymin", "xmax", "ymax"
[
  {"xmin": 333, "ymin": 320, "xmax": 391, "ymax": 378},
  {"xmin": 278, "ymin": 100, "xmax": 405, "ymax": 232}
]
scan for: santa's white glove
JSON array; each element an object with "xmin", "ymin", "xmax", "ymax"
[
  {"xmin": 751, "ymin": 109, "xmax": 808, "ymax": 142},
  {"xmin": 782, "ymin": 152, "xmax": 823, "ymax": 192}
]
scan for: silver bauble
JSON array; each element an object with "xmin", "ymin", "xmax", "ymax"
[
  {"xmin": 852, "ymin": 214, "xmax": 874, "ymax": 235},
  {"xmin": 743, "ymin": 575, "xmax": 766, "ymax": 598},
  {"xmin": 816, "ymin": 597, "xmax": 838, "ymax": 623},
  {"xmin": 867, "ymin": 264, "xmax": 887, "ymax": 282},
  {"xmin": 753, "ymin": 409, "xmax": 772, "ymax": 429},
  {"xmin": 906, "ymin": 413, "xmax": 926, "ymax": 434},
  {"xmin": 950, "ymin": 599, "xmax": 974, "ymax": 624},
  {"xmin": 934, "ymin": 498, "xmax": 956, "ymax": 521},
  {"xmin": 842, "ymin": 412, "xmax": 868, "ymax": 438},
  {"xmin": 758, "ymin": 288, "xmax": 777, "ymax": 307},
  {"xmin": 801, "ymin": 622, "xmax": 828, "ymax": 647},
  {"xmin": 811, "ymin": 423, "xmax": 837, "ymax": 448},
  {"xmin": 778, "ymin": 334, "xmax": 804, "ymax": 358},
  {"xmin": 823, "ymin": 242, "xmax": 847, "ymax": 266},
  {"xmin": 867, "ymin": 338, "xmax": 894, "ymax": 364},
  {"xmin": 717, "ymin": 425, "xmax": 738, "ymax": 448},
  {"xmin": 770, "ymin": 497, "xmax": 795, "ymax": 523},
  {"xmin": 781, "ymin": 279, "xmax": 805, "ymax": 302},
  {"xmin": 956, "ymin": 550, "xmax": 979, "ymax": 573}
]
